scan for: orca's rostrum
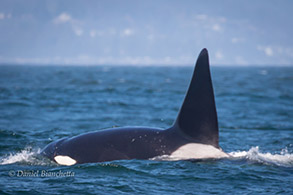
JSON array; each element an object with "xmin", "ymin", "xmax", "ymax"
[{"xmin": 41, "ymin": 49, "xmax": 228, "ymax": 165}]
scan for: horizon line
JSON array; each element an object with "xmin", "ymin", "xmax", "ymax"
[{"xmin": 1, "ymin": 63, "xmax": 293, "ymax": 67}]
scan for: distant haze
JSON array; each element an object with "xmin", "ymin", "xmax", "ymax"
[{"xmin": 0, "ymin": 0, "xmax": 292, "ymax": 66}]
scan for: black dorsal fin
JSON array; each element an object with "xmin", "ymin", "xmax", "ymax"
[{"xmin": 173, "ymin": 48, "xmax": 219, "ymax": 148}]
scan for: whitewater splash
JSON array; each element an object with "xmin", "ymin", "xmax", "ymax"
[
  {"xmin": 0, "ymin": 147, "xmax": 50, "ymax": 166},
  {"xmin": 228, "ymin": 146, "xmax": 293, "ymax": 167},
  {"xmin": 1, "ymin": 146, "xmax": 292, "ymax": 167}
]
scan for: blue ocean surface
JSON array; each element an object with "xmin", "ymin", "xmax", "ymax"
[{"xmin": 0, "ymin": 65, "xmax": 292, "ymax": 194}]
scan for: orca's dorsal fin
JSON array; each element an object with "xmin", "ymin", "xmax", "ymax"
[{"xmin": 174, "ymin": 48, "xmax": 219, "ymax": 148}]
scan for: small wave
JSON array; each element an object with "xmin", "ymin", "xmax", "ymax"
[
  {"xmin": 0, "ymin": 101, "xmax": 32, "ymax": 107},
  {"xmin": 0, "ymin": 147, "xmax": 51, "ymax": 166},
  {"xmin": 150, "ymin": 155, "xmax": 182, "ymax": 161},
  {"xmin": 229, "ymin": 146, "xmax": 293, "ymax": 167}
]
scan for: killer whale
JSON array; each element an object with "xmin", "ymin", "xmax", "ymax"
[{"xmin": 41, "ymin": 48, "xmax": 228, "ymax": 165}]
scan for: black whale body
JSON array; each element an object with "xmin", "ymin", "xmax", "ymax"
[{"xmin": 41, "ymin": 49, "xmax": 226, "ymax": 165}]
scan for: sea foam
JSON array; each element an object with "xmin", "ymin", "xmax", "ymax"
[
  {"xmin": 229, "ymin": 146, "xmax": 293, "ymax": 167},
  {"xmin": 0, "ymin": 147, "xmax": 46, "ymax": 165}
]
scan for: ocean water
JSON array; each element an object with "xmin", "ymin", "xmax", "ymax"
[{"xmin": 0, "ymin": 65, "xmax": 292, "ymax": 194}]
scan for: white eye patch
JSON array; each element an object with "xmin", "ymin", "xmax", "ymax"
[{"xmin": 54, "ymin": 155, "xmax": 77, "ymax": 166}]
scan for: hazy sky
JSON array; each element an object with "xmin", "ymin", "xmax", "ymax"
[{"xmin": 0, "ymin": 0, "xmax": 292, "ymax": 66}]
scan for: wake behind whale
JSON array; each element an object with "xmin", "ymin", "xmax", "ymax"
[{"xmin": 41, "ymin": 49, "xmax": 228, "ymax": 165}]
